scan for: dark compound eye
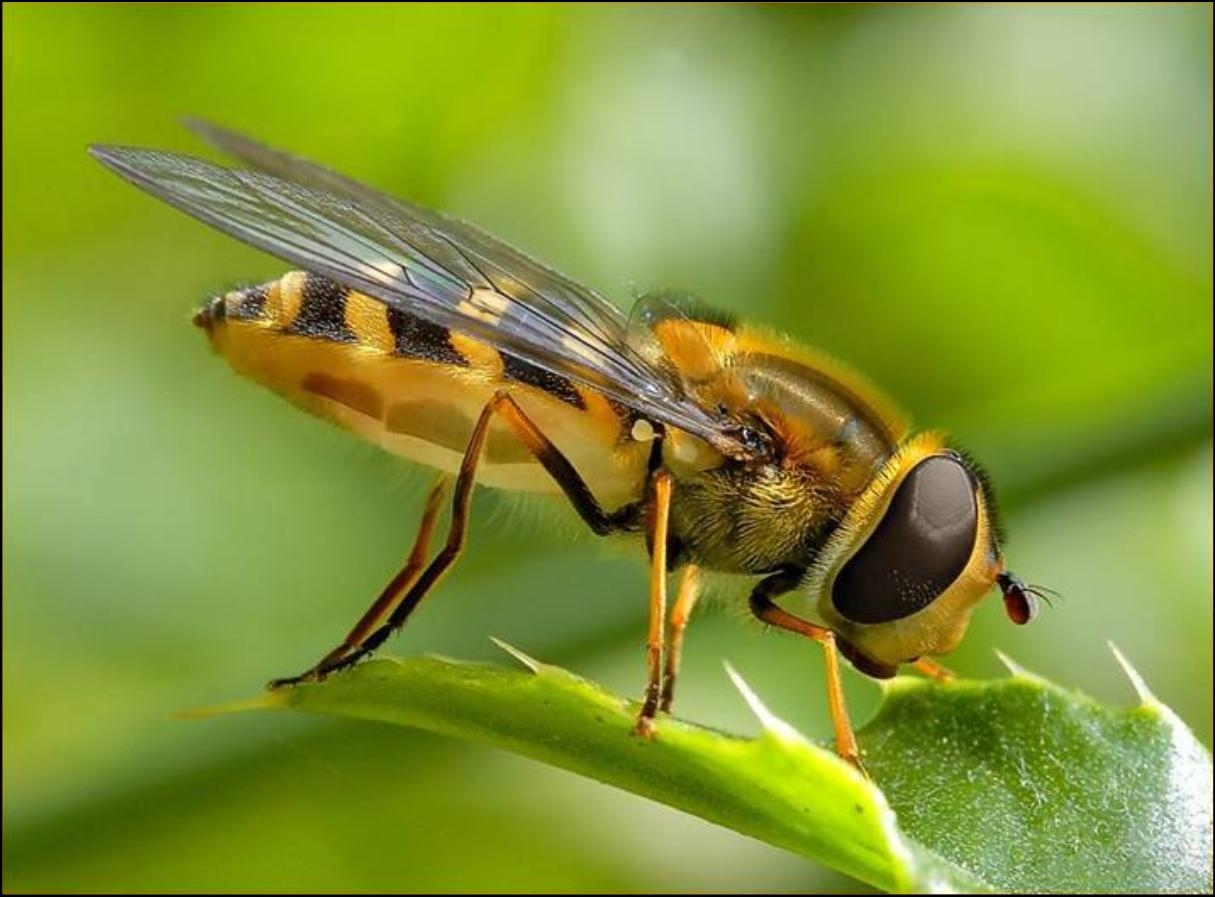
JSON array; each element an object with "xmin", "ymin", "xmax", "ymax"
[{"xmin": 832, "ymin": 454, "xmax": 978, "ymax": 624}]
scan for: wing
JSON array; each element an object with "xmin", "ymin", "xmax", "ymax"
[
  {"xmin": 181, "ymin": 118, "xmax": 623, "ymax": 348},
  {"xmin": 89, "ymin": 131, "xmax": 753, "ymax": 459}
]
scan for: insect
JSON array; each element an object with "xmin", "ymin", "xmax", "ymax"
[{"xmin": 90, "ymin": 121, "xmax": 1044, "ymax": 768}]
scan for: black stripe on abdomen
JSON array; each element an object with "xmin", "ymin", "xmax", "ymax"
[
  {"xmin": 502, "ymin": 354, "xmax": 585, "ymax": 409},
  {"xmin": 387, "ymin": 307, "xmax": 468, "ymax": 367},
  {"xmin": 229, "ymin": 284, "xmax": 268, "ymax": 320},
  {"xmin": 286, "ymin": 274, "xmax": 356, "ymax": 343}
]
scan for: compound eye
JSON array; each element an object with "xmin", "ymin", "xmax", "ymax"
[{"xmin": 832, "ymin": 454, "xmax": 978, "ymax": 624}]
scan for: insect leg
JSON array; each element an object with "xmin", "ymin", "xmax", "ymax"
[
  {"xmin": 279, "ymin": 398, "xmax": 498, "ymax": 683},
  {"xmin": 659, "ymin": 565, "xmax": 701, "ymax": 714},
  {"xmin": 270, "ymin": 477, "xmax": 449, "ymax": 688},
  {"xmin": 489, "ymin": 393, "xmax": 640, "ymax": 535},
  {"xmin": 634, "ymin": 470, "xmax": 673, "ymax": 737},
  {"xmin": 912, "ymin": 657, "xmax": 955, "ymax": 682},
  {"xmin": 748, "ymin": 570, "xmax": 865, "ymax": 774}
]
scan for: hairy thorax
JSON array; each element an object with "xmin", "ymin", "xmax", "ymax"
[{"xmin": 668, "ymin": 461, "xmax": 845, "ymax": 575}]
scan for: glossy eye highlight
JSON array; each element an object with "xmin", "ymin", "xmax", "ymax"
[{"xmin": 832, "ymin": 454, "xmax": 978, "ymax": 624}]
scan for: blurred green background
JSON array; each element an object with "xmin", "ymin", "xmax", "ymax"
[{"xmin": 3, "ymin": 3, "xmax": 1211, "ymax": 892}]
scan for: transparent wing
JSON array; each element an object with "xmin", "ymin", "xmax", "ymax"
[
  {"xmin": 182, "ymin": 118, "xmax": 625, "ymax": 350},
  {"xmin": 89, "ymin": 138, "xmax": 749, "ymax": 458}
]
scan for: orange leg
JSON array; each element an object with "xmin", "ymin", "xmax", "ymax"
[
  {"xmin": 270, "ymin": 477, "xmax": 449, "ymax": 687},
  {"xmin": 749, "ymin": 571, "xmax": 864, "ymax": 773},
  {"xmin": 913, "ymin": 657, "xmax": 955, "ymax": 682},
  {"xmin": 272, "ymin": 392, "xmax": 644, "ymax": 688},
  {"xmin": 634, "ymin": 470, "xmax": 673, "ymax": 737},
  {"xmin": 660, "ymin": 565, "xmax": 701, "ymax": 714},
  {"xmin": 272, "ymin": 399, "xmax": 498, "ymax": 685}
]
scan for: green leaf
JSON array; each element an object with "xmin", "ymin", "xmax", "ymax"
[
  {"xmin": 863, "ymin": 656, "xmax": 1214, "ymax": 893},
  {"xmin": 213, "ymin": 649, "xmax": 1212, "ymax": 893}
]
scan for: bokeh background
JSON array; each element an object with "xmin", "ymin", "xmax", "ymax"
[{"xmin": 4, "ymin": 3, "xmax": 1211, "ymax": 892}]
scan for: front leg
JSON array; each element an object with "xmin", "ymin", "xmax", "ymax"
[
  {"xmin": 748, "ymin": 569, "xmax": 865, "ymax": 774},
  {"xmin": 912, "ymin": 657, "xmax": 955, "ymax": 682}
]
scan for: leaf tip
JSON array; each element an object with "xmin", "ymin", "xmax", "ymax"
[
  {"xmin": 176, "ymin": 690, "xmax": 284, "ymax": 720},
  {"xmin": 1108, "ymin": 641, "xmax": 1158, "ymax": 706},
  {"xmin": 993, "ymin": 648, "xmax": 1042, "ymax": 681},
  {"xmin": 489, "ymin": 637, "xmax": 542, "ymax": 673},
  {"xmin": 723, "ymin": 662, "xmax": 800, "ymax": 741},
  {"xmin": 993, "ymin": 648, "xmax": 1024, "ymax": 676}
]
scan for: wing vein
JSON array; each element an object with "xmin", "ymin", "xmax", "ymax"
[{"xmin": 88, "ymin": 132, "xmax": 748, "ymax": 458}]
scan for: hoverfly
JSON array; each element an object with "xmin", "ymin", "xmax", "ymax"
[{"xmin": 90, "ymin": 121, "xmax": 1043, "ymax": 768}]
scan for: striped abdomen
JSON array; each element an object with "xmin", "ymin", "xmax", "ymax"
[{"xmin": 196, "ymin": 271, "xmax": 650, "ymax": 510}]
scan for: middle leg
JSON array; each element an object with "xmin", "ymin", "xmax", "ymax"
[
  {"xmin": 634, "ymin": 470, "xmax": 673, "ymax": 737},
  {"xmin": 660, "ymin": 565, "xmax": 701, "ymax": 714}
]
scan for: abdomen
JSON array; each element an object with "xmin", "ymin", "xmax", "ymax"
[{"xmin": 196, "ymin": 271, "xmax": 649, "ymax": 511}]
